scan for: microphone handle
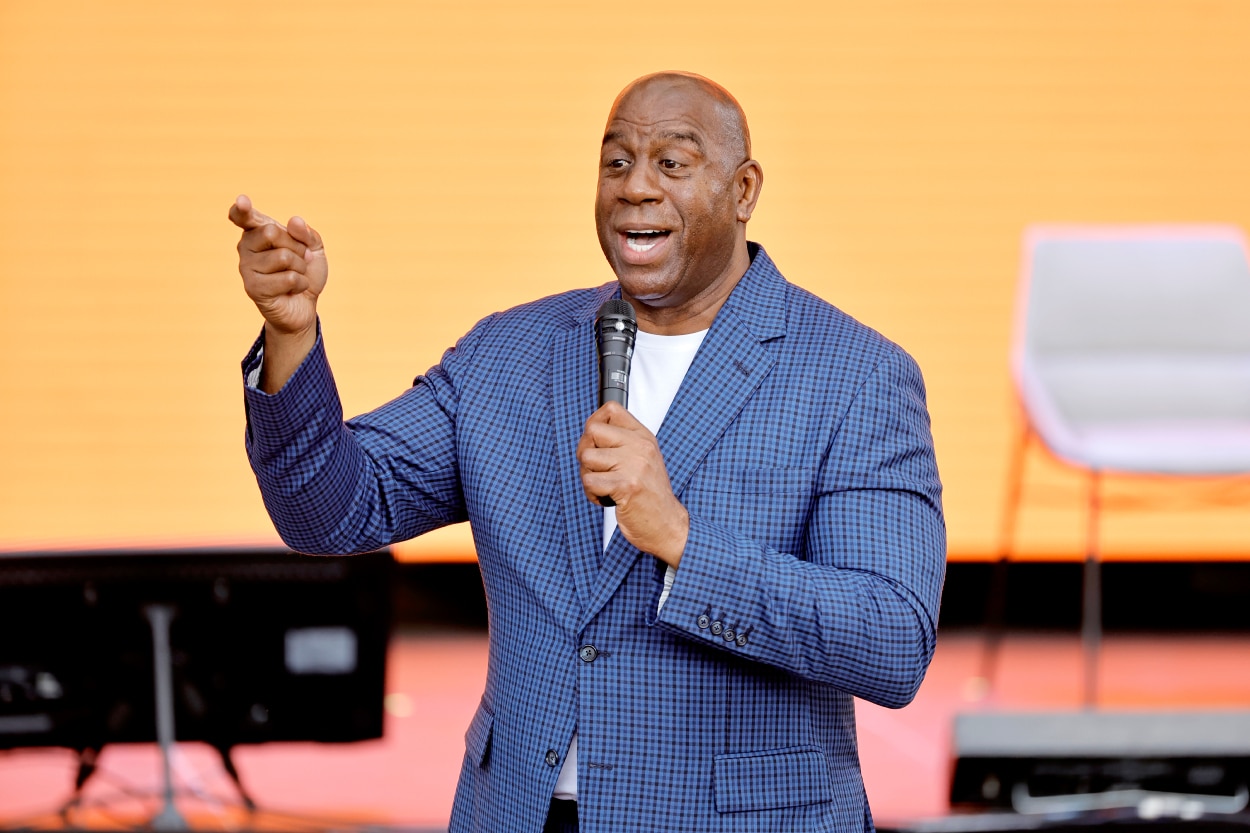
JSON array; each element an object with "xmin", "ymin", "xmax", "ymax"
[
  {"xmin": 598, "ymin": 349, "xmax": 624, "ymax": 506},
  {"xmin": 599, "ymin": 350, "xmax": 631, "ymax": 409},
  {"xmin": 595, "ymin": 302, "xmax": 636, "ymax": 508},
  {"xmin": 597, "ymin": 344, "xmax": 630, "ymax": 507}
]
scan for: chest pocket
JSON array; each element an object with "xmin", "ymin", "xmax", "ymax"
[{"xmin": 681, "ymin": 466, "xmax": 814, "ymax": 555}]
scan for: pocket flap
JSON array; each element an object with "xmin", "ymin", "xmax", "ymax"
[
  {"xmin": 464, "ymin": 703, "xmax": 494, "ymax": 767},
  {"xmin": 714, "ymin": 745, "xmax": 833, "ymax": 813}
]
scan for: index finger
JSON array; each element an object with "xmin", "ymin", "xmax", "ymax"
[
  {"xmin": 581, "ymin": 408, "xmax": 646, "ymax": 450},
  {"xmin": 227, "ymin": 194, "xmax": 281, "ymax": 231},
  {"xmin": 589, "ymin": 401, "xmax": 644, "ymax": 431}
]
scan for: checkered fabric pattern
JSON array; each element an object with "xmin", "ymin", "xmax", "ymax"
[{"xmin": 243, "ymin": 245, "xmax": 946, "ymax": 833}]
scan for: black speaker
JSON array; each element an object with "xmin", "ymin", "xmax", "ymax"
[{"xmin": 950, "ymin": 711, "xmax": 1250, "ymax": 816}]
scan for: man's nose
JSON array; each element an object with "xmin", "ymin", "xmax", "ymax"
[{"xmin": 621, "ymin": 162, "xmax": 662, "ymax": 203}]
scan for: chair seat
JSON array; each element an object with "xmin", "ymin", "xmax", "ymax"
[
  {"xmin": 1020, "ymin": 348, "xmax": 1250, "ymax": 476},
  {"xmin": 1046, "ymin": 419, "xmax": 1250, "ymax": 474}
]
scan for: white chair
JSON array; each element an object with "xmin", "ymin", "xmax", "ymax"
[{"xmin": 985, "ymin": 225, "xmax": 1250, "ymax": 704}]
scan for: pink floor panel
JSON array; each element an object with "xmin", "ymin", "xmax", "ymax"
[{"xmin": 2, "ymin": 630, "xmax": 1249, "ymax": 830}]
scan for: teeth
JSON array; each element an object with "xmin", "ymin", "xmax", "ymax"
[{"xmin": 625, "ymin": 230, "xmax": 666, "ymax": 253}]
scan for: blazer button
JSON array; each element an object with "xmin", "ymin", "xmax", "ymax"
[
  {"xmin": 710, "ymin": 621, "xmax": 723, "ymax": 636},
  {"xmin": 696, "ymin": 615, "xmax": 710, "ymax": 629},
  {"xmin": 545, "ymin": 749, "xmax": 559, "ymax": 767},
  {"xmin": 722, "ymin": 628, "xmax": 735, "ymax": 642},
  {"xmin": 736, "ymin": 633, "xmax": 748, "ymax": 647},
  {"xmin": 578, "ymin": 645, "xmax": 599, "ymax": 663}
]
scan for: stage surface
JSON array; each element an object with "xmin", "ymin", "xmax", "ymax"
[{"xmin": 2, "ymin": 629, "xmax": 1248, "ymax": 831}]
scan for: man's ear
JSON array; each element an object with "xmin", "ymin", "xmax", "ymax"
[{"xmin": 735, "ymin": 159, "xmax": 763, "ymax": 223}]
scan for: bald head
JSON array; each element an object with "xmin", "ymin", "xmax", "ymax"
[
  {"xmin": 595, "ymin": 71, "xmax": 764, "ymax": 334},
  {"xmin": 607, "ymin": 72, "xmax": 752, "ymax": 172}
]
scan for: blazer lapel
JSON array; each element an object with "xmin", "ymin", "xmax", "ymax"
[
  {"xmin": 582, "ymin": 250, "xmax": 788, "ymax": 625},
  {"xmin": 552, "ymin": 287, "xmax": 618, "ymax": 619},
  {"xmin": 655, "ymin": 305, "xmax": 777, "ymax": 497}
]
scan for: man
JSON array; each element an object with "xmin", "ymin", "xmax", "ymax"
[{"xmin": 231, "ymin": 72, "xmax": 944, "ymax": 833}]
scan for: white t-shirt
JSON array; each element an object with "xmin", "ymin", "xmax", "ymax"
[{"xmin": 554, "ymin": 326, "xmax": 709, "ymax": 802}]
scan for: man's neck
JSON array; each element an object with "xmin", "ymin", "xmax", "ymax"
[{"xmin": 629, "ymin": 244, "xmax": 753, "ymax": 335}]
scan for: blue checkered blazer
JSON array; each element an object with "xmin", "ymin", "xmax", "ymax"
[{"xmin": 243, "ymin": 245, "xmax": 945, "ymax": 833}]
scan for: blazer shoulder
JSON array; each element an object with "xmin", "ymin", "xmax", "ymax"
[
  {"xmin": 452, "ymin": 284, "xmax": 610, "ymax": 355},
  {"xmin": 495, "ymin": 285, "xmax": 607, "ymax": 331},
  {"xmin": 781, "ymin": 280, "xmax": 921, "ymax": 378},
  {"xmin": 460, "ymin": 282, "xmax": 610, "ymax": 350},
  {"xmin": 739, "ymin": 246, "xmax": 915, "ymax": 371},
  {"xmin": 415, "ymin": 285, "xmax": 610, "ymax": 391}
]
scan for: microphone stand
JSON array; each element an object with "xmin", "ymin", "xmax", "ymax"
[{"xmin": 144, "ymin": 604, "xmax": 189, "ymax": 831}]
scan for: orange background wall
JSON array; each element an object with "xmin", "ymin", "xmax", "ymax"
[{"xmin": 2, "ymin": 1, "xmax": 1248, "ymax": 562}]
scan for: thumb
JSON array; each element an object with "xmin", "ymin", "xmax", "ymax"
[
  {"xmin": 601, "ymin": 400, "xmax": 640, "ymax": 427},
  {"xmin": 288, "ymin": 215, "xmax": 324, "ymax": 258}
]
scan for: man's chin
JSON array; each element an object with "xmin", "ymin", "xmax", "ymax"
[{"xmin": 614, "ymin": 271, "xmax": 678, "ymax": 307}]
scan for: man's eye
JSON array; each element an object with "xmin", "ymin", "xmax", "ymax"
[
  {"xmin": 606, "ymin": 159, "xmax": 629, "ymax": 170},
  {"xmin": 659, "ymin": 159, "xmax": 683, "ymax": 170}
]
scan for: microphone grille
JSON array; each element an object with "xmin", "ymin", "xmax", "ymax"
[{"xmin": 596, "ymin": 298, "xmax": 636, "ymax": 321}]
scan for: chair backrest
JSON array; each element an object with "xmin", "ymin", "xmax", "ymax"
[
  {"xmin": 1022, "ymin": 227, "xmax": 1250, "ymax": 357},
  {"xmin": 1013, "ymin": 226, "xmax": 1250, "ymax": 455}
]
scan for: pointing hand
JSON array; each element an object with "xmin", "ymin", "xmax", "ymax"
[{"xmin": 229, "ymin": 194, "xmax": 327, "ymax": 338}]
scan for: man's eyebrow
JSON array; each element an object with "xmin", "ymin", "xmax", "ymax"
[
  {"xmin": 600, "ymin": 129, "xmax": 706, "ymax": 151},
  {"xmin": 659, "ymin": 130, "xmax": 704, "ymax": 151}
]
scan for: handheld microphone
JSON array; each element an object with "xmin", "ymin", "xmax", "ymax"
[{"xmin": 595, "ymin": 298, "xmax": 637, "ymax": 507}]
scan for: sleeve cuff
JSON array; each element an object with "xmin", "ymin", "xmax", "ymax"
[
  {"xmin": 656, "ymin": 564, "xmax": 677, "ymax": 611},
  {"xmin": 647, "ymin": 514, "xmax": 770, "ymax": 656},
  {"xmin": 241, "ymin": 323, "xmax": 341, "ymax": 462}
]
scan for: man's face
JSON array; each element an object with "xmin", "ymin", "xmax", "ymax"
[{"xmin": 595, "ymin": 78, "xmax": 751, "ymax": 327}]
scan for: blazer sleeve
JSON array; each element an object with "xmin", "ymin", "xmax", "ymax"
[
  {"xmin": 242, "ymin": 317, "xmax": 493, "ymax": 555},
  {"xmin": 650, "ymin": 348, "xmax": 946, "ymax": 709}
]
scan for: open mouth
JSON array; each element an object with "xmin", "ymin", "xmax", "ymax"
[{"xmin": 624, "ymin": 230, "xmax": 671, "ymax": 253}]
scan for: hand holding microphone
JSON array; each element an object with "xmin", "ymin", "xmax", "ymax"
[
  {"xmin": 577, "ymin": 299, "xmax": 689, "ymax": 567},
  {"xmin": 595, "ymin": 300, "xmax": 637, "ymax": 503}
]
